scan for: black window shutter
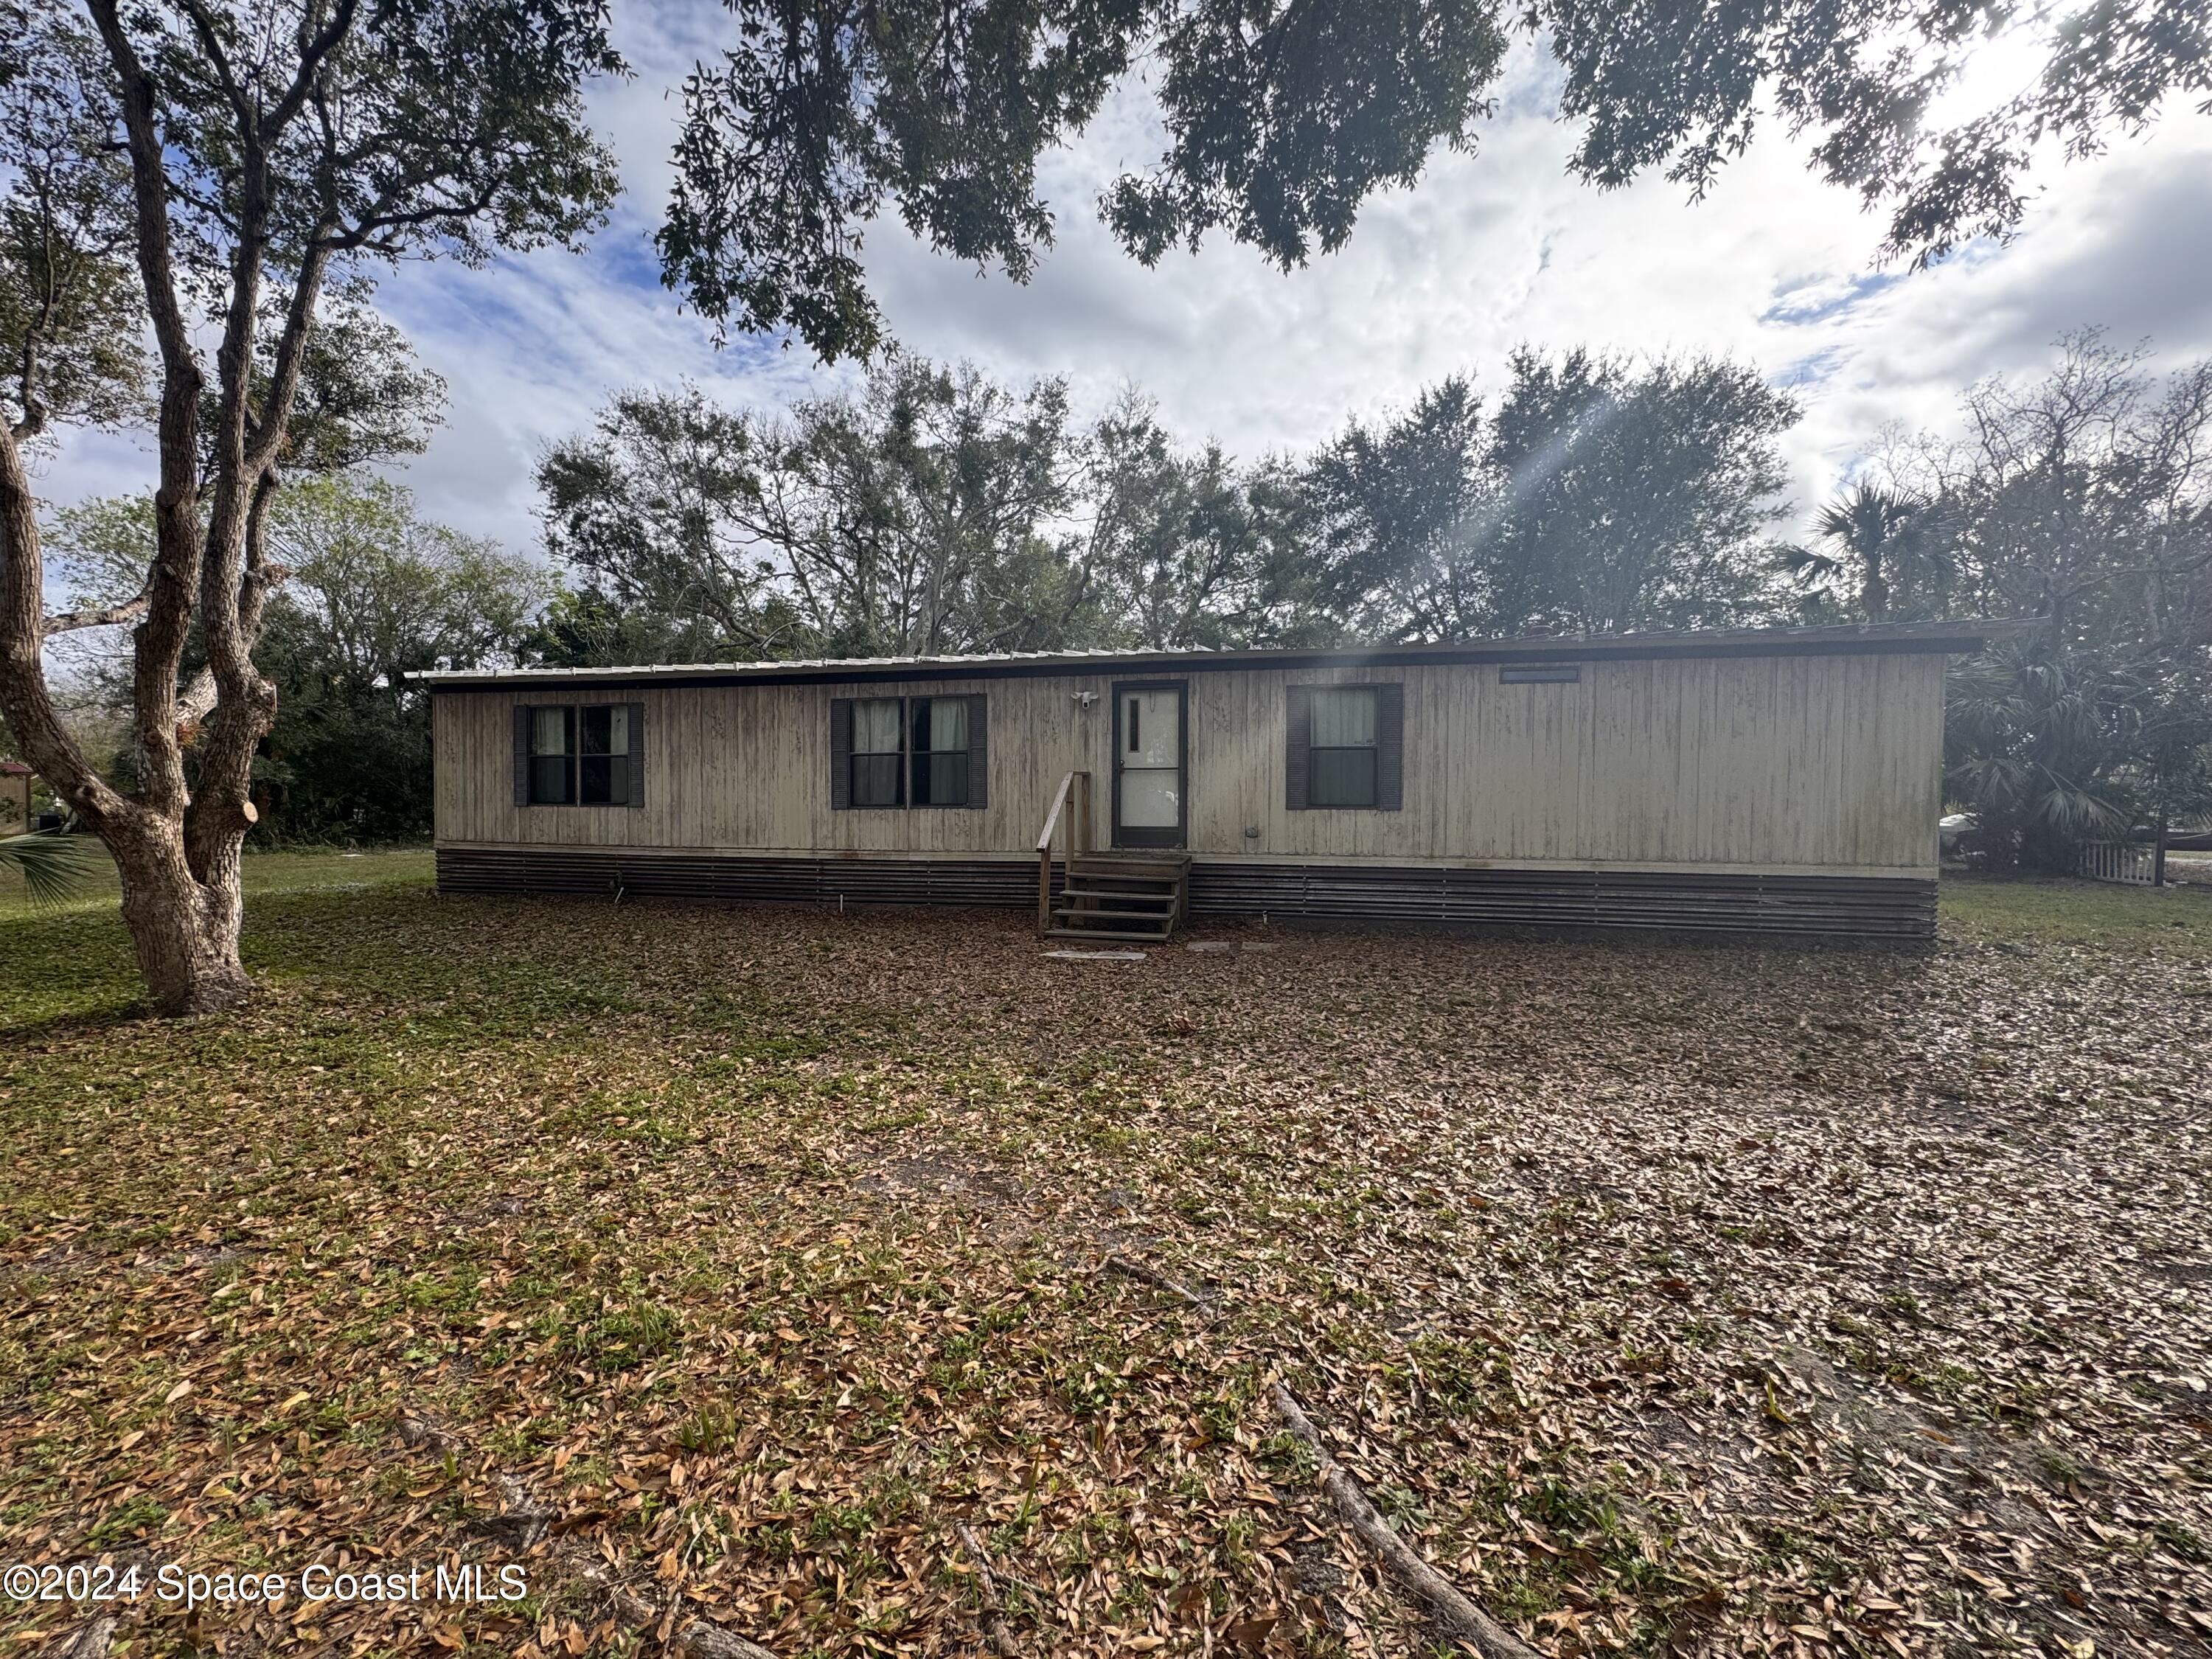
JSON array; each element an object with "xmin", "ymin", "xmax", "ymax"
[
  {"xmin": 512, "ymin": 705, "xmax": 529, "ymax": 806},
  {"xmin": 1284, "ymin": 684, "xmax": 1312, "ymax": 811},
  {"xmin": 830, "ymin": 698, "xmax": 853, "ymax": 810},
  {"xmin": 966, "ymin": 694, "xmax": 988, "ymax": 810},
  {"xmin": 627, "ymin": 701, "xmax": 646, "ymax": 807},
  {"xmin": 1376, "ymin": 682, "xmax": 1404, "ymax": 811}
]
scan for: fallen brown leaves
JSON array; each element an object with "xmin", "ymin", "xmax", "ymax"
[{"xmin": 1, "ymin": 860, "xmax": 2208, "ymax": 1659}]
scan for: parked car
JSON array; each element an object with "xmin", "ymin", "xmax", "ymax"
[
  {"xmin": 2163, "ymin": 818, "xmax": 2212, "ymax": 852},
  {"xmin": 1939, "ymin": 813, "xmax": 1977, "ymax": 858}
]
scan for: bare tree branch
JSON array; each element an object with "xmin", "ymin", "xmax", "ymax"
[{"xmin": 41, "ymin": 582, "xmax": 153, "ymax": 636}]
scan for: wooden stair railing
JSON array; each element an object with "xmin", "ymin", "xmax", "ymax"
[{"xmin": 1036, "ymin": 770, "xmax": 1094, "ymax": 936}]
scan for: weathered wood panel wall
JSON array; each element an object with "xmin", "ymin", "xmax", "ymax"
[{"xmin": 432, "ymin": 652, "xmax": 1944, "ymax": 874}]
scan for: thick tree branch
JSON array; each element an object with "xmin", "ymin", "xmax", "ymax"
[
  {"xmin": 12, "ymin": 310, "xmax": 46, "ymax": 440},
  {"xmin": 41, "ymin": 582, "xmax": 153, "ymax": 636},
  {"xmin": 244, "ymin": 242, "xmax": 333, "ymax": 475},
  {"xmin": 85, "ymin": 0, "xmax": 205, "ymax": 822},
  {"xmin": 173, "ymin": 0, "xmax": 254, "ymax": 129},
  {"xmin": 184, "ymin": 19, "xmax": 321, "ymax": 875},
  {"xmin": 83, "ymin": 4, "xmax": 199, "ymax": 389},
  {"xmin": 264, "ymin": 0, "xmax": 359, "ymax": 141}
]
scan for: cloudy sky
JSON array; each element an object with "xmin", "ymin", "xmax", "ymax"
[{"xmin": 46, "ymin": 4, "xmax": 2212, "ymax": 555}]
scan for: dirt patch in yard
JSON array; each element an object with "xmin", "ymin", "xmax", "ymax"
[{"xmin": 1, "ymin": 869, "xmax": 2208, "ymax": 1658}]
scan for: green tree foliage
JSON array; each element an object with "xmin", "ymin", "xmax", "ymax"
[
  {"xmin": 262, "ymin": 479, "xmax": 540, "ymax": 695},
  {"xmin": 233, "ymin": 282, "xmax": 449, "ymax": 481},
  {"xmin": 1306, "ymin": 350, "xmax": 1798, "ymax": 639},
  {"xmin": 521, "ymin": 587, "xmax": 730, "ymax": 672},
  {"xmin": 1074, "ymin": 391, "xmax": 1310, "ymax": 650},
  {"xmin": 0, "ymin": 3, "xmax": 144, "ymax": 434},
  {"xmin": 662, "ymin": 0, "xmax": 1508, "ymax": 362},
  {"xmin": 1531, "ymin": 0, "xmax": 2210, "ymax": 265},
  {"xmin": 237, "ymin": 479, "xmax": 540, "ymax": 843},
  {"xmin": 1781, "ymin": 334, "xmax": 2212, "ymax": 872},
  {"xmin": 662, "ymin": 0, "xmax": 2212, "ymax": 361},
  {"xmin": 1301, "ymin": 377, "xmax": 1484, "ymax": 640},
  {"xmin": 538, "ymin": 358, "xmax": 1091, "ymax": 659},
  {"xmin": 536, "ymin": 360, "xmax": 1335, "ymax": 661}
]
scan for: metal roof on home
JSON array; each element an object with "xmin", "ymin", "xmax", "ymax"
[{"xmin": 407, "ymin": 619, "xmax": 2026, "ymax": 691}]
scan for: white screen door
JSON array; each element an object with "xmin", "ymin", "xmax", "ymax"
[{"xmin": 1115, "ymin": 684, "xmax": 1184, "ymax": 847}]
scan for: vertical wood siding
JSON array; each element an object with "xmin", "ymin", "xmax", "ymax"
[{"xmin": 432, "ymin": 653, "xmax": 1945, "ymax": 874}]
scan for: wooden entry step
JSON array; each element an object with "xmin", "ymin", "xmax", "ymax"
[{"xmin": 1048, "ymin": 854, "xmax": 1190, "ymax": 944}]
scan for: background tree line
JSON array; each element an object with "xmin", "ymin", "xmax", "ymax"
[{"xmin": 527, "ymin": 346, "xmax": 1801, "ymax": 661}]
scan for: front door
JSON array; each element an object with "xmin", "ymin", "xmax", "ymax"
[{"xmin": 1113, "ymin": 681, "xmax": 1186, "ymax": 849}]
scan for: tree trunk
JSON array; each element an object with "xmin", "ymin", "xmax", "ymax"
[
  {"xmin": 1863, "ymin": 549, "xmax": 1890, "ymax": 622},
  {"xmin": 111, "ymin": 821, "xmax": 251, "ymax": 1017},
  {"xmin": 1, "ymin": 416, "xmax": 264, "ymax": 1019}
]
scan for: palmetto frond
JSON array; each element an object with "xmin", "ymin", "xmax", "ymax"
[
  {"xmin": 2028, "ymin": 783, "xmax": 2130, "ymax": 839},
  {"xmin": 1773, "ymin": 543, "xmax": 1846, "ymax": 582},
  {"xmin": 0, "ymin": 832, "xmax": 98, "ymax": 907}
]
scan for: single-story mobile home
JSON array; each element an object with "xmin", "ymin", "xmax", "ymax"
[{"xmin": 414, "ymin": 622, "xmax": 2000, "ymax": 940}]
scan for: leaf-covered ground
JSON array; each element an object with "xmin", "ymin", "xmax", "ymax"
[{"xmin": 2, "ymin": 853, "xmax": 2208, "ymax": 1658}]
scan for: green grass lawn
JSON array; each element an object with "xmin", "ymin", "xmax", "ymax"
[
  {"xmin": 1940, "ymin": 865, "xmax": 2212, "ymax": 955},
  {"xmin": 2, "ymin": 852, "xmax": 2207, "ymax": 1659},
  {"xmin": 0, "ymin": 847, "xmax": 437, "ymax": 1026}
]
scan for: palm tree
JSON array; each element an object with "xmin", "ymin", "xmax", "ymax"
[
  {"xmin": 0, "ymin": 831, "xmax": 97, "ymax": 905},
  {"xmin": 1780, "ymin": 481, "xmax": 1950, "ymax": 622}
]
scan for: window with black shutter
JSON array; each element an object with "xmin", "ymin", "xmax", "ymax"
[
  {"xmin": 832, "ymin": 694, "xmax": 988, "ymax": 809},
  {"xmin": 1287, "ymin": 682, "xmax": 1402, "ymax": 811},
  {"xmin": 1307, "ymin": 686, "xmax": 1379, "ymax": 807},
  {"xmin": 519, "ymin": 703, "xmax": 642, "ymax": 807}
]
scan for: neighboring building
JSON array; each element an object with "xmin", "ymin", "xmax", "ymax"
[
  {"xmin": 0, "ymin": 762, "xmax": 31, "ymax": 834},
  {"xmin": 412, "ymin": 621, "xmax": 2003, "ymax": 939}
]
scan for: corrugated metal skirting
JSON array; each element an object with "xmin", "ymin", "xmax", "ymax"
[
  {"xmin": 1188, "ymin": 861, "xmax": 1935, "ymax": 938},
  {"xmin": 436, "ymin": 849, "xmax": 1933, "ymax": 938},
  {"xmin": 436, "ymin": 848, "xmax": 1045, "ymax": 908}
]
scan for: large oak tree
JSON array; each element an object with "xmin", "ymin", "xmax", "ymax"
[{"xmin": 0, "ymin": 0, "xmax": 619, "ymax": 1014}]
